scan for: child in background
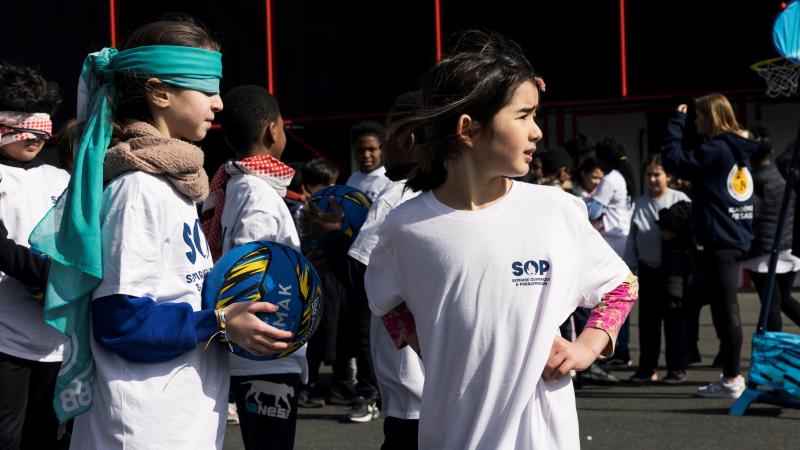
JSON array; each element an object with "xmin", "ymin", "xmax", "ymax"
[
  {"xmin": 365, "ymin": 30, "xmax": 637, "ymax": 449},
  {"xmin": 0, "ymin": 61, "xmax": 69, "ymax": 450},
  {"xmin": 346, "ymin": 121, "xmax": 392, "ymax": 201},
  {"xmin": 624, "ymin": 154, "xmax": 691, "ymax": 383},
  {"xmin": 202, "ymin": 84, "xmax": 304, "ymax": 450}
]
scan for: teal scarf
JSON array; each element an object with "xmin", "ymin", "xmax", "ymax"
[{"xmin": 29, "ymin": 45, "xmax": 222, "ymax": 422}]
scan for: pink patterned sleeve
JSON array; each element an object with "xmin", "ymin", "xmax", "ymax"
[
  {"xmin": 381, "ymin": 302, "xmax": 417, "ymax": 349},
  {"xmin": 585, "ymin": 273, "xmax": 638, "ymax": 356}
]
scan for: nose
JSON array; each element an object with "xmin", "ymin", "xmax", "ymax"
[
  {"xmin": 211, "ymin": 94, "xmax": 223, "ymax": 112},
  {"xmin": 529, "ymin": 120, "xmax": 543, "ymax": 143}
]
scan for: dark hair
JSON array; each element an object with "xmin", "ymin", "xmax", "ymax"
[
  {"xmin": 397, "ymin": 30, "xmax": 539, "ymax": 192},
  {"xmin": 114, "ymin": 16, "xmax": 221, "ymax": 125},
  {"xmin": 53, "ymin": 118, "xmax": 78, "ymax": 172},
  {"xmin": 351, "ymin": 121, "xmax": 386, "ymax": 148},
  {"xmin": 643, "ymin": 153, "xmax": 662, "ymax": 169},
  {"xmin": 0, "ymin": 62, "xmax": 61, "ymax": 115},
  {"xmin": 563, "ymin": 134, "xmax": 594, "ymax": 166},
  {"xmin": 221, "ymin": 85, "xmax": 281, "ymax": 152},
  {"xmin": 595, "ymin": 137, "xmax": 636, "ymax": 202},
  {"xmin": 387, "ymin": 91, "xmax": 423, "ymax": 127},
  {"xmin": 301, "ymin": 158, "xmax": 339, "ymax": 187},
  {"xmin": 539, "ymin": 148, "xmax": 572, "ymax": 177}
]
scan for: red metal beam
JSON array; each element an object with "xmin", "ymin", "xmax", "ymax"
[
  {"xmin": 266, "ymin": 0, "xmax": 275, "ymax": 94},
  {"xmin": 110, "ymin": 0, "xmax": 118, "ymax": 47},
  {"xmin": 434, "ymin": 0, "xmax": 443, "ymax": 61},
  {"xmin": 619, "ymin": 0, "xmax": 628, "ymax": 97}
]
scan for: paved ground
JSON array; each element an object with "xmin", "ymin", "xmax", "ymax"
[{"xmin": 224, "ymin": 292, "xmax": 799, "ymax": 449}]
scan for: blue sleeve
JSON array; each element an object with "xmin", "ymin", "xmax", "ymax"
[
  {"xmin": 584, "ymin": 198, "xmax": 606, "ymax": 221},
  {"xmin": 660, "ymin": 112, "xmax": 717, "ymax": 177},
  {"xmin": 92, "ymin": 294, "xmax": 219, "ymax": 363}
]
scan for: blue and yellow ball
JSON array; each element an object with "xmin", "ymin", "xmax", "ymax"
[{"xmin": 202, "ymin": 241, "xmax": 324, "ymax": 360}]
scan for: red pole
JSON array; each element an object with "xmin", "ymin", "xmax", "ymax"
[
  {"xmin": 619, "ymin": 0, "xmax": 628, "ymax": 97},
  {"xmin": 434, "ymin": 0, "xmax": 443, "ymax": 61},
  {"xmin": 266, "ymin": 0, "xmax": 275, "ymax": 94},
  {"xmin": 109, "ymin": 0, "xmax": 117, "ymax": 47}
]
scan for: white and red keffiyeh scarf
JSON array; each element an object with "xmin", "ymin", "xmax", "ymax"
[
  {"xmin": 0, "ymin": 112, "xmax": 53, "ymax": 147},
  {"xmin": 202, "ymin": 154, "xmax": 295, "ymax": 261}
]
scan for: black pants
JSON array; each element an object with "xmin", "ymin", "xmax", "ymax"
[
  {"xmin": 637, "ymin": 264, "xmax": 687, "ymax": 373},
  {"xmin": 0, "ymin": 352, "xmax": 60, "ymax": 450},
  {"xmin": 382, "ymin": 417, "xmax": 419, "ymax": 450},
  {"xmin": 338, "ymin": 289, "xmax": 378, "ymax": 399},
  {"xmin": 703, "ymin": 248, "xmax": 744, "ymax": 378},
  {"xmin": 231, "ymin": 373, "xmax": 301, "ymax": 450},
  {"xmin": 748, "ymin": 270, "xmax": 800, "ymax": 332}
]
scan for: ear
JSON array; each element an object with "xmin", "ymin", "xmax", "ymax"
[
  {"xmin": 455, "ymin": 114, "xmax": 480, "ymax": 147},
  {"xmin": 144, "ymin": 78, "xmax": 170, "ymax": 109}
]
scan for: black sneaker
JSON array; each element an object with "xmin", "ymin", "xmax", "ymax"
[
  {"xmin": 600, "ymin": 356, "xmax": 632, "ymax": 369},
  {"xmin": 328, "ymin": 384, "xmax": 357, "ymax": 406},
  {"xmin": 297, "ymin": 390, "xmax": 325, "ymax": 408},
  {"xmin": 347, "ymin": 397, "xmax": 380, "ymax": 423},
  {"xmin": 662, "ymin": 370, "xmax": 687, "ymax": 385},
  {"xmin": 628, "ymin": 370, "xmax": 658, "ymax": 383},
  {"xmin": 576, "ymin": 363, "xmax": 620, "ymax": 385}
]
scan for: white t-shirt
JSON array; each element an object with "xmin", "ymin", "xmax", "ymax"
[
  {"xmin": 346, "ymin": 166, "xmax": 392, "ymax": 202},
  {"xmin": 348, "ymin": 180, "xmax": 424, "ymax": 420},
  {"xmin": 593, "ymin": 169, "xmax": 633, "ymax": 256},
  {"xmin": 365, "ymin": 181, "xmax": 629, "ymax": 450},
  {"xmin": 71, "ymin": 172, "xmax": 227, "ymax": 450},
  {"xmin": 219, "ymin": 174, "xmax": 308, "ymax": 380},
  {"xmin": 623, "ymin": 189, "xmax": 690, "ymax": 270},
  {"xmin": 0, "ymin": 161, "xmax": 69, "ymax": 362}
]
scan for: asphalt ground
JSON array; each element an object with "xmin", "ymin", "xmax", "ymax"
[{"xmin": 224, "ymin": 291, "xmax": 800, "ymax": 449}]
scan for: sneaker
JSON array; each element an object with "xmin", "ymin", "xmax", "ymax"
[
  {"xmin": 662, "ymin": 370, "xmax": 687, "ymax": 385},
  {"xmin": 227, "ymin": 402, "xmax": 240, "ymax": 424},
  {"xmin": 297, "ymin": 389, "xmax": 325, "ymax": 408},
  {"xmin": 328, "ymin": 384, "xmax": 357, "ymax": 406},
  {"xmin": 629, "ymin": 370, "xmax": 659, "ymax": 383},
  {"xmin": 600, "ymin": 356, "xmax": 632, "ymax": 368},
  {"xmin": 347, "ymin": 398, "xmax": 380, "ymax": 423},
  {"xmin": 696, "ymin": 375, "xmax": 745, "ymax": 399},
  {"xmin": 576, "ymin": 363, "xmax": 620, "ymax": 385}
]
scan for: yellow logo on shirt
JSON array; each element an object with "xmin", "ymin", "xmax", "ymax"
[{"xmin": 726, "ymin": 164, "xmax": 753, "ymax": 202}]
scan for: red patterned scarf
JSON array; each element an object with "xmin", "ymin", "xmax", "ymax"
[{"xmin": 202, "ymin": 155, "xmax": 295, "ymax": 261}]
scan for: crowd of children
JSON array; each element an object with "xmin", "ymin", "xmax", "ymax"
[{"xmin": 0, "ymin": 14, "xmax": 797, "ymax": 450}]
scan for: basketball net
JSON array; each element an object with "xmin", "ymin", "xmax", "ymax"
[{"xmin": 751, "ymin": 57, "xmax": 800, "ymax": 97}]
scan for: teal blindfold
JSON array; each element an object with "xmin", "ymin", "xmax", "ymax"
[{"xmin": 109, "ymin": 45, "xmax": 223, "ymax": 93}]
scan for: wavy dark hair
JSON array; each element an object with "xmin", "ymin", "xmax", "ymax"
[
  {"xmin": 114, "ymin": 15, "xmax": 221, "ymax": 126},
  {"xmin": 595, "ymin": 137, "xmax": 636, "ymax": 203},
  {"xmin": 394, "ymin": 30, "xmax": 540, "ymax": 192},
  {"xmin": 0, "ymin": 62, "xmax": 61, "ymax": 115}
]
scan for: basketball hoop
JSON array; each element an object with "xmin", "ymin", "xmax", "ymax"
[{"xmin": 751, "ymin": 57, "xmax": 800, "ymax": 97}]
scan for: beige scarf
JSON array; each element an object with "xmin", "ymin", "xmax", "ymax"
[{"xmin": 103, "ymin": 121, "xmax": 209, "ymax": 202}]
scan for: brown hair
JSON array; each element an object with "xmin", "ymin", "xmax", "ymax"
[
  {"xmin": 694, "ymin": 93, "xmax": 745, "ymax": 138},
  {"xmin": 114, "ymin": 16, "xmax": 221, "ymax": 125},
  {"xmin": 394, "ymin": 30, "xmax": 539, "ymax": 192}
]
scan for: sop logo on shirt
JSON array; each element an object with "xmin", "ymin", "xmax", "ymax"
[{"xmin": 511, "ymin": 259, "xmax": 551, "ymax": 286}]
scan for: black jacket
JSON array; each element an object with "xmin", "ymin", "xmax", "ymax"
[
  {"xmin": 661, "ymin": 112, "xmax": 759, "ymax": 252},
  {"xmin": 750, "ymin": 163, "xmax": 794, "ymax": 256}
]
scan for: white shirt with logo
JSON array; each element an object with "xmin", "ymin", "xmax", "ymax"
[
  {"xmin": 348, "ymin": 180, "xmax": 424, "ymax": 420},
  {"xmin": 71, "ymin": 172, "xmax": 227, "ymax": 450},
  {"xmin": 365, "ymin": 182, "xmax": 629, "ymax": 449},
  {"xmin": 0, "ymin": 162, "xmax": 69, "ymax": 362},
  {"xmin": 346, "ymin": 166, "xmax": 392, "ymax": 202},
  {"xmin": 220, "ymin": 174, "xmax": 308, "ymax": 380},
  {"xmin": 592, "ymin": 169, "xmax": 633, "ymax": 256}
]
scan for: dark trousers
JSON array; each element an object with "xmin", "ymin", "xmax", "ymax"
[
  {"xmin": 637, "ymin": 264, "xmax": 687, "ymax": 373},
  {"xmin": 0, "ymin": 352, "xmax": 60, "ymax": 450},
  {"xmin": 382, "ymin": 417, "xmax": 419, "ymax": 450},
  {"xmin": 231, "ymin": 373, "xmax": 301, "ymax": 450},
  {"xmin": 338, "ymin": 289, "xmax": 378, "ymax": 399},
  {"xmin": 703, "ymin": 248, "xmax": 744, "ymax": 378},
  {"xmin": 748, "ymin": 270, "xmax": 800, "ymax": 332}
]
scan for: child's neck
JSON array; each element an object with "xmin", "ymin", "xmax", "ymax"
[
  {"xmin": 649, "ymin": 188, "xmax": 668, "ymax": 200},
  {"xmin": 238, "ymin": 144, "xmax": 281, "ymax": 161},
  {"xmin": 433, "ymin": 157, "xmax": 511, "ymax": 211}
]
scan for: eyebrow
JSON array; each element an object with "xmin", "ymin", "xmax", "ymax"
[{"xmin": 517, "ymin": 106, "xmax": 538, "ymax": 114}]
